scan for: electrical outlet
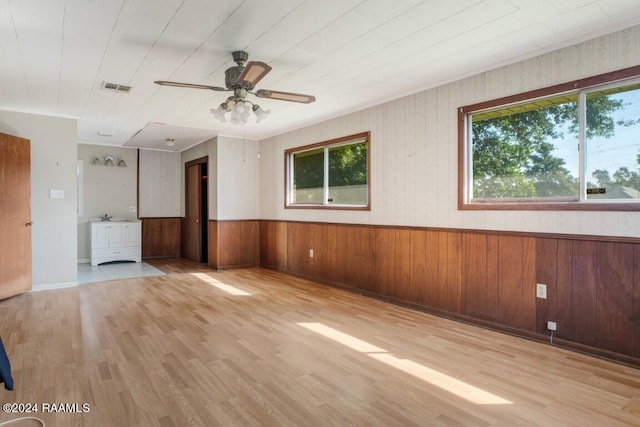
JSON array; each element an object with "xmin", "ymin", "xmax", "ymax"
[
  {"xmin": 309, "ymin": 248, "xmax": 314, "ymax": 258},
  {"xmin": 536, "ymin": 283, "xmax": 547, "ymax": 299},
  {"xmin": 547, "ymin": 321, "xmax": 557, "ymax": 331}
]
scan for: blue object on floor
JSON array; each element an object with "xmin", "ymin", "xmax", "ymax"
[{"xmin": 0, "ymin": 336, "xmax": 13, "ymax": 390}]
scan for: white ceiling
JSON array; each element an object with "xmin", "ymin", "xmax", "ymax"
[{"xmin": 1, "ymin": 0, "xmax": 639, "ymax": 152}]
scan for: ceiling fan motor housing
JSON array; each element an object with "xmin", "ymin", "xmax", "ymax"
[
  {"xmin": 225, "ymin": 50, "xmax": 254, "ymax": 89},
  {"xmin": 225, "ymin": 66, "xmax": 248, "ymax": 89},
  {"xmin": 232, "ymin": 50, "xmax": 249, "ymax": 65}
]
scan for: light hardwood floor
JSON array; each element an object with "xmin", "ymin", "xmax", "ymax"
[{"xmin": 1, "ymin": 258, "xmax": 639, "ymax": 426}]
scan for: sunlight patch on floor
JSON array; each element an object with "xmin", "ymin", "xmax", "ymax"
[
  {"xmin": 190, "ymin": 272, "xmax": 252, "ymax": 296},
  {"xmin": 298, "ymin": 322, "xmax": 512, "ymax": 405},
  {"xmin": 297, "ymin": 321, "xmax": 386, "ymax": 352}
]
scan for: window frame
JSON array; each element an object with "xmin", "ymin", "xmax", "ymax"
[
  {"xmin": 285, "ymin": 131, "xmax": 371, "ymax": 210},
  {"xmin": 458, "ymin": 65, "xmax": 640, "ymax": 211}
]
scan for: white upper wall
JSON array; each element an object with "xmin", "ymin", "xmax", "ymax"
[
  {"xmin": 77, "ymin": 144, "xmax": 138, "ymax": 261},
  {"xmin": 216, "ymin": 136, "xmax": 261, "ymax": 220},
  {"xmin": 78, "ymin": 144, "xmax": 138, "ymax": 220},
  {"xmin": 177, "ymin": 136, "xmax": 260, "ymax": 221},
  {"xmin": 260, "ymin": 25, "xmax": 640, "ymax": 238},
  {"xmin": 181, "ymin": 138, "xmax": 215, "ymax": 219},
  {"xmin": 0, "ymin": 109, "xmax": 77, "ymax": 287},
  {"xmin": 139, "ymin": 149, "xmax": 181, "ymax": 218}
]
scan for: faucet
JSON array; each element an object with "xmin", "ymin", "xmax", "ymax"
[{"xmin": 101, "ymin": 214, "xmax": 112, "ymax": 222}]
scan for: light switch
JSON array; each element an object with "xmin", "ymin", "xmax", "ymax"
[{"xmin": 49, "ymin": 189, "xmax": 64, "ymax": 199}]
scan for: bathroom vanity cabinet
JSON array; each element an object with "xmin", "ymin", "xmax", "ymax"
[{"xmin": 90, "ymin": 221, "xmax": 141, "ymax": 266}]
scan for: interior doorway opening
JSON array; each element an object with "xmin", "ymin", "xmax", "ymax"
[{"xmin": 185, "ymin": 157, "xmax": 208, "ymax": 263}]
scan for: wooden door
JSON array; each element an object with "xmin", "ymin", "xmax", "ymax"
[
  {"xmin": 0, "ymin": 132, "xmax": 32, "ymax": 299},
  {"xmin": 185, "ymin": 163, "xmax": 202, "ymax": 262}
]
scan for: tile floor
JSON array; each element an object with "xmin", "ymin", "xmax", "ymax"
[{"xmin": 77, "ymin": 261, "xmax": 164, "ymax": 285}]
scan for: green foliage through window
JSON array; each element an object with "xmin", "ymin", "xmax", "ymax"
[
  {"xmin": 465, "ymin": 77, "xmax": 640, "ymax": 205},
  {"xmin": 287, "ymin": 133, "xmax": 369, "ymax": 208}
]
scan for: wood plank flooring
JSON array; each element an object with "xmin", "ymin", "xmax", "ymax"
[{"xmin": 1, "ymin": 258, "xmax": 639, "ymax": 426}]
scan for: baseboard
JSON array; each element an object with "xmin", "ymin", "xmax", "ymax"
[
  {"xmin": 31, "ymin": 281, "xmax": 79, "ymax": 292},
  {"xmin": 78, "ymin": 258, "xmax": 89, "ymax": 264}
]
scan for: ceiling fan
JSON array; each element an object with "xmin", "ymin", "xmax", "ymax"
[{"xmin": 154, "ymin": 51, "xmax": 316, "ymax": 124}]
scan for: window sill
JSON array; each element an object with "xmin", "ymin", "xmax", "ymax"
[
  {"xmin": 459, "ymin": 200, "xmax": 640, "ymax": 211},
  {"xmin": 286, "ymin": 204, "xmax": 370, "ymax": 211}
]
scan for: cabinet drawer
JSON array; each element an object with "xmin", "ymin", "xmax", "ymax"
[{"xmin": 91, "ymin": 247, "xmax": 141, "ymax": 265}]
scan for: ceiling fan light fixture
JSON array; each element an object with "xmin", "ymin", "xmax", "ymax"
[
  {"xmin": 211, "ymin": 104, "xmax": 228, "ymax": 122},
  {"xmin": 160, "ymin": 51, "xmax": 316, "ymax": 125},
  {"xmin": 253, "ymin": 104, "xmax": 271, "ymax": 123},
  {"xmin": 235, "ymin": 102, "xmax": 246, "ymax": 114},
  {"xmin": 230, "ymin": 106, "xmax": 250, "ymax": 125},
  {"xmin": 211, "ymin": 99, "xmax": 270, "ymax": 125},
  {"xmin": 213, "ymin": 99, "xmax": 272, "ymax": 124}
]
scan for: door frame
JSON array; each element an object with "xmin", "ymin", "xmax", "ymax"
[{"xmin": 184, "ymin": 156, "xmax": 208, "ymax": 263}]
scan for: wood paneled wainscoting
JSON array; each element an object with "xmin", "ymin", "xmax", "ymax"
[
  {"xmin": 260, "ymin": 220, "xmax": 640, "ymax": 367},
  {"xmin": 151, "ymin": 218, "xmax": 260, "ymax": 268},
  {"xmin": 209, "ymin": 220, "xmax": 260, "ymax": 269},
  {"xmin": 140, "ymin": 217, "xmax": 181, "ymax": 258}
]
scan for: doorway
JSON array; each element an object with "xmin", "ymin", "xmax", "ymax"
[{"xmin": 184, "ymin": 157, "xmax": 208, "ymax": 263}]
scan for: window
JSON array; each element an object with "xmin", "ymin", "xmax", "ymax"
[
  {"xmin": 286, "ymin": 132, "xmax": 370, "ymax": 209},
  {"xmin": 459, "ymin": 66, "xmax": 640, "ymax": 210}
]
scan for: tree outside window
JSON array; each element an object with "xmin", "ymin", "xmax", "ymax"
[
  {"xmin": 460, "ymin": 68, "xmax": 640, "ymax": 210},
  {"xmin": 286, "ymin": 132, "xmax": 370, "ymax": 209}
]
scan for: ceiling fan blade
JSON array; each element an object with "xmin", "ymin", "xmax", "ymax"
[
  {"xmin": 236, "ymin": 61, "xmax": 272, "ymax": 86},
  {"xmin": 255, "ymin": 89, "xmax": 316, "ymax": 104},
  {"xmin": 154, "ymin": 80, "xmax": 227, "ymax": 91}
]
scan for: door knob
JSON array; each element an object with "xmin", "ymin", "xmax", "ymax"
[{"xmin": 25, "ymin": 221, "xmax": 33, "ymax": 227}]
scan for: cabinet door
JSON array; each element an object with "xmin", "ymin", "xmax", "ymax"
[
  {"xmin": 108, "ymin": 224, "xmax": 126, "ymax": 248},
  {"xmin": 91, "ymin": 224, "xmax": 109, "ymax": 249},
  {"xmin": 124, "ymin": 223, "xmax": 141, "ymax": 247}
]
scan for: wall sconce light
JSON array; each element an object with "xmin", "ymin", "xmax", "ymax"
[{"xmin": 91, "ymin": 155, "xmax": 127, "ymax": 167}]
